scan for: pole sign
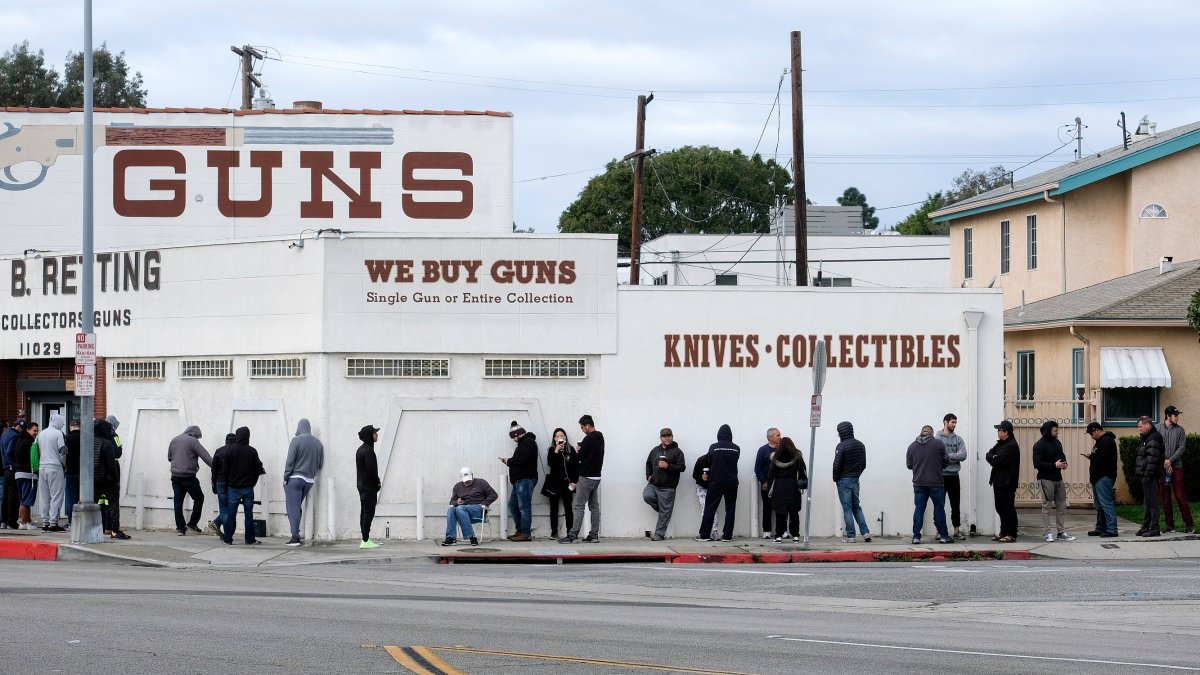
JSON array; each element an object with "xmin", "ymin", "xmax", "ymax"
[
  {"xmin": 74, "ymin": 363, "xmax": 96, "ymax": 396},
  {"xmin": 74, "ymin": 332, "xmax": 96, "ymax": 396},
  {"xmin": 803, "ymin": 339, "xmax": 828, "ymax": 549},
  {"xmin": 809, "ymin": 394, "xmax": 822, "ymax": 428}
]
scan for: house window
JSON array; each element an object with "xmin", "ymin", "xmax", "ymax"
[
  {"xmin": 1071, "ymin": 348, "xmax": 1085, "ymax": 422},
  {"xmin": 112, "ymin": 361, "xmax": 164, "ymax": 380},
  {"xmin": 1000, "ymin": 220, "xmax": 1011, "ymax": 274},
  {"xmin": 247, "ymin": 358, "xmax": 306, "ymax": 378},
  {"xmin": 1026, "ymin": 214, "xmax": 1037, "ymax": 270},
  {"xmin": 653, "ymin": 273, "xmax": 669, "ymax": 286},
  {"xmin": 179, "ymin": 359, "xmax": 234, "ymax": 379},
  {"xmin": 346, "ymin": 358, "xmax": 449, "ymax": 378},
  {"xmin": 1139, "ymin": 203, "xmax": 1167, "ymax": 218},
  {"xmin": 715, "ymin": 274, "xmax": 738, "ymax": 286},
  {"xmin": 1103, "ymin": 387, "xmax": 1158, "ymax": 425},
  {"xmin": 813, "ymin": 277, "xmax": 852, "ymax": 287},
  {"xmin": 1016, "ymin": 350, "xmax": 1035, "ymax": 404},
  {"xmin": 484, "ymin": 358, "xmax": 586, "ymax": 378},
  {"xmin": 963, "ymin": 227, "xmax": 973, "ymax": 279}
]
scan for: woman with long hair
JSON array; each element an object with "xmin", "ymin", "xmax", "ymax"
[
  {"xmin": 543, "ymin": 427, "xmax": 579, "ymax": 539},
  {"xmin": 770, "ymin": 436, "xmax": 808, "ymax": 542}
]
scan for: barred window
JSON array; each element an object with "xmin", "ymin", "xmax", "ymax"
[
  {"xmin": 247, "ymin": 358, "xmax": 306, "ymax": 378},
  {"xmin": 346, "ymin": 358, "xmax": 449, "ymax": 378},
  {"xmin": 484, "ymin": 358, "xmax": 586, "ymax": 378},
  {"xmin": 112, "ymin": 360, "xmax": 164, "ymax": 380},
  {"xmin": 179, "ymin": 359, "xmax": 233, "ymax": 379}
]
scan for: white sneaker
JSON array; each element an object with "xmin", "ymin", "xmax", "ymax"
[
  {"xmin": 841, "ymin": 536, "xmax": 856, "ymax": 543},
  {"xmin": 1044, "ymin": 533, "xmax": 1055, "ymax": 542},
  {"xmin": 1057, "ymin": 532, "xmax": 1075, "ymax": 541},
  {"xmin": 762, "ymin": 531, "xmax": 772, "ymax": 539},
  {"xmin": 21, "ymin": 522, "xmax": 38, "ymax": 531}
]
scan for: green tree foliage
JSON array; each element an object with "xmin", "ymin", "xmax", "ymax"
[
  {"xmin": 0, "ymin": 41, "xmax": 60, "ymax": 107},
  {"xmin": 894, "ymin": 192, "xmax": 946, "ymax": 235},
  {"xmin": 558, "ymin": 145, "xmax": 792, "ymax": 254},
  {"xmin": 1187, "ymin": 288, "xmax": 1200, "ymax": 339},
  {"xmin": 836, "ymin": 187, "xmax": 879, "ymax": 229},
  {"xmin": 1119, "ymin": 433, "xmax": 1200, "ymax": 503},
  {"xmin": 0, "ymin": 41, "xmax": 147, "ymax": 107},
  {"xmin": 893, "ymin": 166, "xmax": 1010, "ymax": 235}
]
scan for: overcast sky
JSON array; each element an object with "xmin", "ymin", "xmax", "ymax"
[{"xmin": 5, "ymin": 1, "xmax": 1199, "ymax": 232}]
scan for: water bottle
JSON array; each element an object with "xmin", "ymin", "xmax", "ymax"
[{"xmin": 1165, "ymin": 470, "xmax": 1173, "ymax": 484}]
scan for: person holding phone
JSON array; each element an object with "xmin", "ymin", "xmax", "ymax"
[{"xmin": 543, "ymin": 428, "xmax": 579, "ymax": 540}]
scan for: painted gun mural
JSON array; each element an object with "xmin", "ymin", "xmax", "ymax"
[{"xmin": 0, "ymin": 122, "xmax": 394, "ymax": 191}]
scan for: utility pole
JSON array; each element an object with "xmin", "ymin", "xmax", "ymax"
[
  {"xmin": 790, "ymin": 31, "xmax": 808, "ymax": 286},
  {"xmin": 1073, "ymin": 117, "xmax": 1085, "ymax": 161},
  {"xmin": 623, "ymin": 93, "xmax": 654, "ymax": 285},
  {"xmin": 230, "ymin": 45, "xmax": 264, "ymax": 110}
]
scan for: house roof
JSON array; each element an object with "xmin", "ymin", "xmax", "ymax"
[
  {"xmin": 1004, "ymin": 259, "xmax": 1200, "ymax": 327},
  {"xmin": 932, "ymin": 119, "xmax": 1200, "ymax": 222},
  {"xmin": 0, "ymin": 106, "xmax": 513, "ymax": 117}
]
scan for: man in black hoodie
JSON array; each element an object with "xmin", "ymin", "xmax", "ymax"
[
  {"xmin": 92, "ymin": 418, "xmax": 123, "ymax": 538},
  {"xmin": 1134, "ymin": 415, "xmax": 1165, "ymax": 537},
  {"xmin": 221, "ymin": 426, "xmax": 265, "ymax": 545},
  {"xmin": 1083, "ymin": 422, "xmax": 1119, "ymax": 537},
  {"xmin": 559, "ymin": 414, "xmax": 604, "ymax": 544},
  {"xmin": 208, "ymin": 432, "xmax": 238, "ymax": 535},
  {"xmin": 643, "ymin": 427, "xmax": 686, "ymax": 541},
  {"xmin": 986, "ymin": 420, "xmax": 1020, "ymax": 542},
  {"xmin": 1032, "ymin": 420, "xmax": 1074, "ymax": 542},
  {"xmin": 63, "ymin": 419, "xmax": 81, "ymax": 529},
  {"xmin": 696, "ymin": 424, "xmax": 739, "ymax": 542},
  {"xmin": 832, "ymin": 421, "xmax": 872, "ymax": 543},
  {"xmin": 355, "ymin": 425, "xmax": 382, "ymax": 549},
  {"xmin": 500, "ymin": 421, "xmax": 538, "ymax": 542}
]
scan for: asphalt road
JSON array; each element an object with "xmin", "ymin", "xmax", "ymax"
[{"xmin": 4, "ymin": 558, "xmax": 1198, "ymax": 674}]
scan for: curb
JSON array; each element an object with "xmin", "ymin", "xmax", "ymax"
[
  {"xmin": 0, "ymin": 538, "xmax": 59, "ymax": 562},
  {"xmin": 438, "ymin": 549, "xmax": 1030, "ymax": 565}
]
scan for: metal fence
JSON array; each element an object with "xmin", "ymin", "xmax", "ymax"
[{"xmin": 1004, "ymin": 399, "xmax": 1093, "ymax": 507}]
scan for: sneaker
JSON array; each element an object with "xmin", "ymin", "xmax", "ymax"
[
  {"xmin": 48, "ymin": 525, "xmax": 66, "ymax": 532},
  {"xmin": 1087, "ymin": 530, "xmax": 1102, "ymax": 536},
  {"xmin": 774, "ymin": 536, "xmax": 783, "ymax": 543},
  {"xmin": 21, "ymin": 522, "xmax": 38, "ymax": 531},
  {"xmin": 439, "ymin": 537, "xmax": 456, "ymax": 546},
  {"xmin": 246, "ymin": 540, "xmax": 262, "ymax": 545},
  {"xmin": 187, "ymin": 524, "xmax": 203, "ymax": 534},
  {"xmin": 1100, "ymin": 531, "xmax": 1118, "ymax": 538},
  {"xmin": 177, "ymin": 528, "xmax": 187, "ymax": 536},
  {"xmin": 912, "ymin": 537, "xmax": 921, "ymax": 545},
  {"xmin": 720, "ymin": 536, "xmax": 732, "ymax": 542},
  {"xmin": 207, "ymin": 521, "xmax": 221, "ymax": 535},
  {"xmin": 558, "ymin": 535, "xmax": 579, "ymax": 544},
  {"xmin": 359, "ymin": 539, "xmax": 381, "ymax": 549},
  {"xmin": 938, "ymin": 537, "xmax": 953, "ymax": 544},
  {"xmin": 1140, "ymin": 530, "xmax": 1161, "ymax": 537},
  {"xmin": 762, "ymin": 531, "xmax": 772, "ymax": 539},
  {"xmin": 583, "ymin": 533, "xmax": 600, "ymax": 543},
  {"xmin": 549, "ymin": 533, "xmax": 559, "ymax": 540},
  {"xmin": 841, "ymin": 537, "xmax": 856, "ymax": 543},
  {"xmin": 111, "ymin": 531, "xmax": 132, "ymax": 540},
  {"xmin": 650, "ymin": 534, "xmax": 665, "ymax": 541},
  {"xmin": 1056, "ymin": 532, "xmax": 1076, "ymax": 542},
  {"xmin": 694, "ymin": 536, "xmax": 712, "ymax": 542},
  {"xmin": 0, "ymin": 523, "xmax": 7, "ymax": 529},
  {"xmin": 953, "ymin": 531, "xmax": 965, "ymax": 541},
  {"xmin": 1163, "ymin": 527, "xmax": 1175, "ymax": 533},
  {"xmin": 782, "ymin": 534, "xmax": 793, "ymax": 541},
  {"xmin": 1044, "ymin": 533, "xmax": 1055, "ymax": 542},
  {"xmin": 863, "ymin": 534, "xmax": 872, "ymax": 543},
  {"xmin": 285, "ymin": 538, "xmax": 302, "ymax": 547},
  {"xmin": 469, "ymin": 536, "xmax": 479, "ymax": 546}
]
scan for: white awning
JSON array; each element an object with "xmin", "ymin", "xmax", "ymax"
[{"xmin": 1100, "ymin": 347, "xmax": 1172, "ymax": 388}]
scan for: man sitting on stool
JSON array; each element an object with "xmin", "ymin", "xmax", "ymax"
[{"xmin": 442, "ymin": 467, "xmax": 497, "ymax": 546}]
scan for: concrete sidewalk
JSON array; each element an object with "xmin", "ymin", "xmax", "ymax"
[{"xmin": 2, "ymin": 508, "xmax": 1196, "ymax": 567}]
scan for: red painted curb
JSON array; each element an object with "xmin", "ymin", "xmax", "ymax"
[
  {"xmin": 0, "ymin": 538, "xmax": 58, "ymax": 561},
  {"xmin": 670, "ymin": 553, "xmax": 755, "ymax": 564},
  {"xmin": 437, "ymin": 548, "xmax": 1032, "ymax": 565}
]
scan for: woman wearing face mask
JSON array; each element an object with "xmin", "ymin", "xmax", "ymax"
[{"xmin": 543, "ymin": 427, "xmax": 579, "ymax": 539}]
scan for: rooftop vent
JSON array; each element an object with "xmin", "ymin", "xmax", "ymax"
[
  {"xmin": 292, "ymin": 100, "xmax": 323, "ymax": 111},
  {"xmin": 1160, "ymin": 256, "xmax": 1173, "ymax": 275}
]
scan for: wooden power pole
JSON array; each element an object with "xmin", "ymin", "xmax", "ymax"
[
  {"xmin": 230, "ymin": 45, "xmax": 264, "ymax": 110},
  {"xmin": 790, "ymin": 31, "xmax": 808, "ymax": 286},
  {"xmin": 624, "ymin": 93, "xmax": 654, "ymax": 285}
]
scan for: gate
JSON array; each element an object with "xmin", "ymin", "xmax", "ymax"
[{"xmin": 1005, "ymin": 399, "xmax": 1094, "ymax": 507}]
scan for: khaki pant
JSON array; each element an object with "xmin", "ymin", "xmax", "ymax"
[{"xmin": 1039, "ymin": 479, "xmax": 1068, "ymax": 535}]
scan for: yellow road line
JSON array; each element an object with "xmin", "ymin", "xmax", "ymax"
[
  {"xmin": 432, "ymin": 645, "xmax": 759, "ymax": 674},
  {"xmin": 384, "ymin": 646, "xmax": 441, "ymax": 675},
  {"xmin": 412, "ymin": 646, "xmax": 465, "ymax": 675}
]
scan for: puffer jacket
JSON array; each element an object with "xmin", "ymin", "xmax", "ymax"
[{"xmin": 1134, "ymin": 428, "xmax": 1165, "ymax": 480}]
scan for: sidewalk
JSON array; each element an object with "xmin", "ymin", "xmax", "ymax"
[{"xmin": 1, "ymin": 509, "xmax": 1196, "ymax": 568}]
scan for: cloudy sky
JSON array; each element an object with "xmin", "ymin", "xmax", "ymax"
[{"xmin": 5, "ymin": 1, "xmax": 1199, "ymax": 232}]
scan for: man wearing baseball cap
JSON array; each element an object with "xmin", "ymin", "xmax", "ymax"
[
  {"xmin": 643, "ymin": 428, "xmax": 686, "ymax": 541},
  {"xmin": 985, "ymin": 420, "xmax": 1020, "ymax": 542},
  {"xmin": 1083, "ymin": 422, "xmax": 1119, "ymax": 537},
  {"xmin": 1157, "ymin": 406, "xmax": 1192, "ymax": 533}
]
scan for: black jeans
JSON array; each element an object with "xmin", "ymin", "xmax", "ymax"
[
  {"xmin": 359, "ymin": 488, "xmax": 378, "ymax": 541},
  {"xmin": 547, "ymin": 483, "xmax": 573, "ymax": 536},
  {"xmin": 774, "ymin": 509, "xmax": 800, "ymax": 538},
  {"xmin": 1, "ymin": 469, "xmax": 17, "ymax": 528},
  {"xmin": 1141, "ymin": 478, "xmax": 1161, "ymax": 532},
  {"xmin": 944, "ymin": 474, "xmax": 961, "ymax": 528},
  {"xmin": 171, "ymin": 475, "xmax": 205, "ymax": 530},
  {"xmin": 759, "ymin": 485, "xmax": 774, "ymax": 533},
  {"xmin": 699, "ymin": 484, "xmax": 737, "ymax": 539},
  {"xmin": 993, "ymin": 485, "xmax": 1018, "ymax": 537}
]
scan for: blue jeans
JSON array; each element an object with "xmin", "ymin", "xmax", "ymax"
[
  {"xmin": 213, "ymin": 480, "xmax": 229, "ymax": 529},
  {"xmin": 445, "ymin": 504, "xmax": 483, "ymax": 539},
  {"xmin": 507, "ymin": 478, "xmax": 535, "ymax": 535},
  {"xmin": 223, "ymin": 486, "xmax": 256, "ymax": 544},
  {"xmin": 913, "ymin": 485, "xmax": 948, "ymax": 540},
  {"xmin": 836, "ymin": 477, "xmax": 870, "ymax": 537},
  {"xmin": 1093, "ymin": 476, "xmax": 1117, "ymax": 534}
]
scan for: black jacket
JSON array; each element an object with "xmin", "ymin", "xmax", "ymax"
[
  {"xmin": 1135, "ymin": 428, "xmax": 1165, "ymax": 480},
  {"xmin": 986, "ymin": 435, "xmax": 1021, "ymax": 489},
  {"xmin": 832, "ymin": 421, "xmax": 866, "ymax": 481},
  {"xmin": 692, "ymin": 452, "xmax": 713, "ymax": 488},
  {"xmin": 210, "ymin": 433, "xmax": 238, "ymax": 491},
  {"xmin": 1031, "ymin": 422, "xmax": 1066, "ymax": 481},
  {"xmin": 507, "ymin": 433, "xmax": 539, "ymax": 483},
  {"xmin": 577, "ymin": 430, "xmax": 605, "ymax": 478},
  {"xmin": 92, "ymin": 433, "xmax": 119, "ymax": 487},
  {"xmin": 1086, "ymin": 431, "xmax": 1118, "ymax": 483},
  {"xmin": 64, "ymin": 427, "xmax": 81, "ymax": 474},
  {"xmin": 222, "ymin": 427, "xmax": 265, "ymax": 489},
  {"xmin": 356, "ymin": 425, "xmax": 381, "ymax": 492},
  {"xmin": 546, "ymin": 435, "xmax": 579, "ymax": 486},
  {"xmin": 12, "ymin": 431, "xmax": 33, "ymax": 473},
  {"xmin": 705, "ymin": 424, "xmax": 740, "ymax": 489},
  {"xmin": 646, "ymin": 441, "xmax": 686, "ymax": 488},
  {"xmin": 768, "ymin": 450, "xmax": 807, "ymax": 513}
]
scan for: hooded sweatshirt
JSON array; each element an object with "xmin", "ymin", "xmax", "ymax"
[
  {"xmin": 705, "ymin": 424, "xmax": 740, "ymax": 489},
  {"xmin": 906, "ymin": 432, "xmax": 948, "ymax": 486},
  {"xmin": 507, "ymin": 432, "xmax": 539, "ymax": 483},
  {"xmin": 0, "ymin": 425, "xmax": 17, "ymax": 468},
  {"xmin": 283, "ymin": 418, "xmax": 325, "ymax": 482},
  {"xmin": 935, "ymin": 428, "xmax": 967, "ymax": 476},
  {"xmin": 1087, "ymin": 431, "xmax": 1118, "ymax": 484},
  {"xmin": 105, "ymin": 415, "xmax": 122, "ymax": 458},
  {"xmin": 646, "ymin": 440, "xmax": 686, "ymax": 488},
  {"xmin": 222, "ymin": 427, "xmax": 264, "ymax": 489},
  {"xmin": 985, "ymin": 434, "xmax": 1020, "ymax": 489},
  {"xmin": 577, "ymin": 428, "xmax": 605, "ymax": 478},
  {"xmin": 64, "ymin": 424, "xmax": 81, "ymax": 474},
  {"xmin": 211, "ymin": 433, "xmax": 237, "ymax": 491},
  {"xmin": 36, "ymin": 414, "xmax": 68, "ymax": 470},
  {"xmin": 832, "ymin": 421, "xmax": 866, "ymax": 481},
  {"xmin": 168, "ymin": 425, "xmax": 212, "ymax": 477},
  {"xmin": 1031, "ymin": 421, "xmax": 1066, "ymax": 481},
  {"xmin": 356, "ymin": 425, "xmax": 381, "ymax": 492}
]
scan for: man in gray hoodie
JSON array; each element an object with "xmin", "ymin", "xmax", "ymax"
[
  {"xmin": 907, "ymin": 425, "xmax": 951, "ymax": 544},
  {"xmin": 283, "ymin": 418, "xmax": 325, "ymax": 546},
  {"xmin": 167, "ymin": 425, "xmax": 211, "ymax": 535},
  {"xmin": 37, "ymin": 414, "xmax": 68, "ymax": 531},
  {"xmin": 936, "ymin": 413, "xmax": 968, "ymax": 539}
]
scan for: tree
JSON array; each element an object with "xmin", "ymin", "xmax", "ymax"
[
  {"xmin": 0, "ymin": 41, "xmax": 60, "ymax": 107},
  {"xmin": 58, "ymin": 43, "xmax": 147, "ymax": 107},
  {"xmin": 558, "ymin": 145, "xmax": 792, "ymax": 254},
  {"xmin": 836, "ymin": 187, "xmax": 879, "ymax": 229},
  {"xmin": 945, "ymin": 165, "xmax": 1009, "ymax": 204},
  {"xmin": 894, "ymin": 192, "xmax": 946, "ymax": 235}
]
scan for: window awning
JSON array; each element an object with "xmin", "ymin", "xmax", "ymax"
[{"xmin": 1100, "ymin": 347, "xmax": 1172, "ymax": 388}]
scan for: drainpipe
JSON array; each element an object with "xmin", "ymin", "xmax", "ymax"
[
  {"xmin": 1070, "ymin": 324, "xmax": 1091, "ymax": 418},
  {"xmin": 1043, "ymin": 191, "xmax": 1067, "ymax": 294}
]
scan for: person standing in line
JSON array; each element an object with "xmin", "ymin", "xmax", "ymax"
[
  {"xmin": 1, "ymin": 420, "xmax": 18, "ymax": 529},
  {"xmin": 208, "ymin": 432, "xmax": 237, "ymax": 535},
  {"xmin": 442, "ymin": 467, "xmax": 498, "ymax": 546},
  {"xmin": 696, "ymin": 424, "xmax": 740, "ymax": 542},
  {"xmin": 36, "ymin": 414, "xmax": 68, "ymax": 531},
  {"xmin": 1157, "ymin": 406, "xmax": 1193, "ymax": 534},
  {"xmin": 1032, "ymin": 420, "xmax": 1075, "ymax": 542},
  {"xmin": 62, "ymin": 419, "xmax": 81, "ymax": 529},
  {"xmin": 95, "ymin": 416, "xmax": 128, "ymax": 539},
  {"xmin": 936, "ymin": 413, "xmax": 968, "ymax": 540},
  {"xmin": 754, "ymin": 428, "xmax": 781, "ymax": 540},
  {"xmin": 355, "ymin": 424, "xmax": 382, "ymax": 549},
  {"xmin": 500, "ymin": 421, "xmax": 538, "ymax": 542},
  {"xmin": 167, "ymin": 425, "xmax": 211, "ymax": 536},
  {"xmin": 543, "ymin": 428, "xmax": 578, "ymax": 540},
  {"xmin": 92, "ymin": 419, "xmax": 121, "ymax": 537},
  {"xmin": 769, "ymin": 437, "xmax": 807, "ymax": 542},
  {"xmin": 691, "ymin": 452, "xmax": 720, "ymax": 541},
  {"xmin": 1134, "ymin": 415, "xmax": 1165, "ymax": 537},
  {"xmin": 13, "ymin": 420, "xmax": 38, "ymax": 529},
  {"xmin": 643, "ymin": 427, "xmax": 686, "ymax": 541},
  {"xmin": 832, "ymin": 421, "xmax": 872, "ymax": 543},
  {"xmin": 283, "ymin": 418, "xmax": 325, "ymax": 547},
  {"xmin": 986, "ymin": 420, "xmax": 1020, "ymax": 542},
  {"xmin": 221, "ymin": 426, "xmax": 265, "ymax": 546},
  {"xmin": 907, "ymin": 425, "xmax": 951, "ymax": 545},
  {"xmin": 558, "ymin": 414, "xmax": 604, "ymax": 544},
  {"xmin": 1083, "ymin": 422, "xmax": 1119, "ymax": 537}
]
